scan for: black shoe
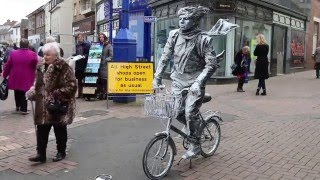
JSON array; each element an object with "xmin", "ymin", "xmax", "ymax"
[
  {"xmin": 16, "ymin": 107, "xmax": 20, "ymax": 111},
  {"xmin": 256, "ymin": 89, "xmax": 260, "ymax": 96},
  {"xmin": 237, "ymin": 88, "xmax": 245, "ymax": 92},
  {"xmin": 52, "ymin": 153, "xmax": 66, "ymax": 162},
  {"xmin": 261, "ymin": 90, "xmax": 267, "ymax": 96},
  {"xmin": 29, "ymin": 154, "xmax": 46, "ymax": 163}
]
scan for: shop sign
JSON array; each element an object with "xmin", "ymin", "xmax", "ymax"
[
  {"xmin": 144, "ymin": 16, "xmax": 157, "ymax": 23},
  {"xmin": 107, "ymin": 62, "xmax": 154, "ymax": 94},
  {"xmin": 214, "ymin": 1, "xmax": 235, "ymax": 11},
  {"xmin": 73, "ymin": 20, "xmax": 94, "ymax": 35}
]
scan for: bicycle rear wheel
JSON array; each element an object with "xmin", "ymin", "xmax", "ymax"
[
  {"xmin": 200, "ymin": 117, "xmax": 221, "ymax": 158},
  {"xmin": 142, "ymin": 135, "xmax": 175, "ymax": 179}
]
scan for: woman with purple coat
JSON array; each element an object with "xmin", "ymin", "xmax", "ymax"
[{"xmin": 3, "ymin": 39, "xmax": 38, "ymax": 114}]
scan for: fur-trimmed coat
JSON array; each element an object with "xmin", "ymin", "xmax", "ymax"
[{"xmin": 27, "ymin": 58, "xmax": 77, "ymax": 125}]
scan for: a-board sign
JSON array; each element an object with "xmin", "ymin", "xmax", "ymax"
[{"xmin": 107, "ymin": 62, "xmax": 154, "ymax": 94}]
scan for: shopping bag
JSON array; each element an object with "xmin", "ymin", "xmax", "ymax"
[{"xmin": 0, "ymin": 79, "xmax": 8, "ymax": 100}]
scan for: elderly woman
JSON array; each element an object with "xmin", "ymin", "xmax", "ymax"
[
  {"xmin": 27, "ymin": 42, "xmax": 77, "ymax": 163},
  {"xmin": 233, "ymin": 46, "xmax": 250, "ymax": 92}
]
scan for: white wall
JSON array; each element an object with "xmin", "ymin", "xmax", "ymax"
[
  {"xmin": 12, "ymin": 27, "xmax": 21, "ymax": 45},
  {"xmin": 45, "ymin": 2, "xmax": 51, "ymax": 37},
  {"xmin": 50, "ymin": 0, "xmax": 74, "ymax": 58}
]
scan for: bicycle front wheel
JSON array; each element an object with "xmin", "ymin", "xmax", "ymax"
[
  {"xmin": 142, "ymin": 135, "xmax": 175, "ymax": 179},
  {"xmin": 200, "ymin": 117, "xmax": 221, "ymax": 158}
]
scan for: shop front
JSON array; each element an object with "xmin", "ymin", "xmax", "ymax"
[
  {"xmin": 72, "ymin": 16, "xmax": 95, "ymax": 42},
  {"xmin": 150, "ymin": 0, "xmax": 307, "ymax": 78},
  {"xmin": 96, "ymin": 0, "xmax": 120, "ymax": 41}
]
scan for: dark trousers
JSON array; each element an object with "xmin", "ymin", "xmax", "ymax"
[
  {"xmin": 76, "ymin": 71, "xmax": 84, "ymax": 98},
  {"xmin": 258, "ymin": 79, "xmax": 266, "ymax": 90},
  {"xmin": 237, "ymin": 76, "xmax": 245, "ymax": 90},
  {"xmin": 97, "ymin": 78, "xmax": 107, "ymax": 97},
  {"xmin": 315, "ymin": 62, "xmax": 320, "ymax": 78},
  {"xmin": 36, "ymin": 124, "xmax": 67, "ymax": 156},
  {"xmin": 14, "ymin": 90, "xmax": 27, "ymax": 112}
]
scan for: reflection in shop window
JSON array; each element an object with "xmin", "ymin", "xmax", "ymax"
[{"xmin": 235, "ymin": 20, "xmax": 272, "ymax": 73}]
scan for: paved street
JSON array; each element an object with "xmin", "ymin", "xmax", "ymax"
[{"xmin": 1, "ymin": 70, "xmax": 320, "ymax": 180}]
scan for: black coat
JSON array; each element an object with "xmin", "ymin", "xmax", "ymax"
[
  {"xmin": 254, "ymin": 44, "xmax": 269, "ymax": 79},
  {"xmin": 232, "ymin": 51, "xmax": 250, "ymax": 76}
]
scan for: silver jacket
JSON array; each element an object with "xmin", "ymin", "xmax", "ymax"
[{"xmin": 154, "ymin": 29, "xmax": 218, "ymax": 87}]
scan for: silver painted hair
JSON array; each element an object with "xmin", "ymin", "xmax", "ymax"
[
  {"xmin": 46, "ymin": 36, "xmax": 56, "ymax": 43},
  {"xmin": 42, "ymin": 42, "xmax": 61, "ymax": 59},
  {"xmin": 177, "ymin": 6, "xmax": 209, "ymax": 20}
]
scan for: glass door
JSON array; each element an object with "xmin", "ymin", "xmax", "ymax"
[{"xmin": 272, "ymin": 25, "xmax": 287, "ymax": 75}]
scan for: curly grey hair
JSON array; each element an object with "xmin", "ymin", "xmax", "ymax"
[
  {"xmin": 42, "ymin": 42, "xmax": 61, "ymax": 59},
  {"xmin": 177, "ymin": 6, "xmax": 209, "ymax": 20}
]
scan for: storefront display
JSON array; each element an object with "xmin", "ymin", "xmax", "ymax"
[{"xmin": 290, "ymin": 30, "xmax": 305, "ymax": 68}]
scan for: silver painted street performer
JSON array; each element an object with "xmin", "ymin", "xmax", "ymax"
[{"xmin": 152, "ymin": 6, "xmax": 239, "ymax": 159}]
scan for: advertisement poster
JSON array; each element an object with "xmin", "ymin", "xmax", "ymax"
[
  {"xmin": 107, "ymin": 62, "xmax": 154, "ymax": 94},
  {"xmin": 291, "ymin": 30, "xmax": 305, "ymax": 68},
  {"xmin": 85, "ymin": 42, "xmax": 102, "ymax": 74},
  {"xmin": 83, "ymin": 42, "xmax": 103, "ymax": 94}
]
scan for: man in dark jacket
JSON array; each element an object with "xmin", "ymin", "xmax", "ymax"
[{"xmin": 74, "ymin": 33, "xmax": 91, "ymax": 98}]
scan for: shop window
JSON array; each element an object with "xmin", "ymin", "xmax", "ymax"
[
  {"xmin": 235, "ymin": 19, "xmax": 272, "ymax": 72},
  {"xmin": 290, "ymin": 30, "xmax": 305, "ymax": 68}
]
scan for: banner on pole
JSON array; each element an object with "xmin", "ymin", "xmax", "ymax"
[{"xmin": 107, "ymin": 62, "xmax": 154, "ymax": 94}]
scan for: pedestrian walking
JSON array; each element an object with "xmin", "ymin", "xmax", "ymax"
[
  {"xmin": 2, "ymin": 39, "xmax": 38, "ymax": 114},
  {"xmin": 74, "ymin": 33, "xmax": 90, "ymax": 98},
  {"xmin": 37, "ymin": 42, "xmax": 44, "ymax": 57},
  {"xmin": 3, "ymin": 44, "xmax": 14, "ymax": 63},
  {"xmin": 313, "ymin": 41, "xmax": 320, "ymax": 78},
  {"xmin": 233, "ymin": 46, "xmax": 250, "ymax": 92},
  {"xmin": 26, "ymin": 42, "xmax": 77, "ymax": 163},
  {"xmin": 97, "ymin": 32, "xmax": 113, "ymax": 100},
  {"xmin": 254, "ymin": 34, "xmax": 269, "ymax": 96}
]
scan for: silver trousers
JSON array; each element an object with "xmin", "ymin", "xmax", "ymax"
[{"xmin": 171, "ymin": 72, "xmax": 205, "ymax": 138}]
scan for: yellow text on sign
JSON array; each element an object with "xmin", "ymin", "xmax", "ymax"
[{"xmin": 107, "ymin": 62, "xmax": 154, "ymax": 94}]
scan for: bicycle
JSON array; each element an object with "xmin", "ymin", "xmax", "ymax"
[{"xmin": 142, "ymin": 88, "xmax": 222, "ymax": 179}]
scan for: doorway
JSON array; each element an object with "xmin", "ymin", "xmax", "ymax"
[{"xmin": 271, "ymin": 25, "xmax": 287, "ymax": 75}]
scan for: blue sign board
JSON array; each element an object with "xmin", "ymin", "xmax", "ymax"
[{"xmin": 144, "ymin": 16, "xmax": 157, "ymax": 23}]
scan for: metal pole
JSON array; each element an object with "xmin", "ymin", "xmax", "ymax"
[
  {"xmin": 109, "ymin": 0, "xmax": 113, "ymax": 43},
  {"xmin": 121, "ymin": 0, "xmax": 129, "ymax": 29}
]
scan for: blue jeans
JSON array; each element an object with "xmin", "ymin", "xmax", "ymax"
[{"xmin": 258, "ymin": 79, "xmax": 266, "ymax": 90}]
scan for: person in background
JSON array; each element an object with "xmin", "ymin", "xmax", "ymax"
[
  {"xmin": 13, "ymin": 43, "xmax": 19, "ymax": 50},
  {"xmin": 254, "ymin": 34, "xmax": 269, "ymax": 96},
  {"xmin": 97, "ymin": 32, "xmax": 113, "ymax": 100},
  {"xmin": 74, "ymin": 33, "xmax": 90, "ymax": 98},
  {"xmin": 233, "ymin": 46, "xmax": 250, "ymax": 92},
  {"xmin": 26, "ymin": 42, "xmax": 77, "ymax": 163},
  {"xmin": 313, "ymin": 40, "xmax": 320, "ymax": 78},
  {"xmin": 37, "ymin": 42, "xmax": 44, "ymax": 56},
  {"xmin": 3, "ymin": 44, "xmax": 13, "ymax": 63},
  {"xmin": 29, "ymin": 44, "xmax": 36, "ymax": 52},
  {"xmin": 2, "ymin": 39, "xmax": 38, "ymax": 114},
  {"xmin": 38, "ymin": 36, "xmax": 64, "ymax": 58}
]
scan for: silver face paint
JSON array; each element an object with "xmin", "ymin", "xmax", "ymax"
[{"xmin": 179, "ymin": 15, "xmax": 195, "ymax": 32}]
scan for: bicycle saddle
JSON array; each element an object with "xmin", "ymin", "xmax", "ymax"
[{"xmin": 203, "ymin": 93, "xmax": 212, "ymax": 103}]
